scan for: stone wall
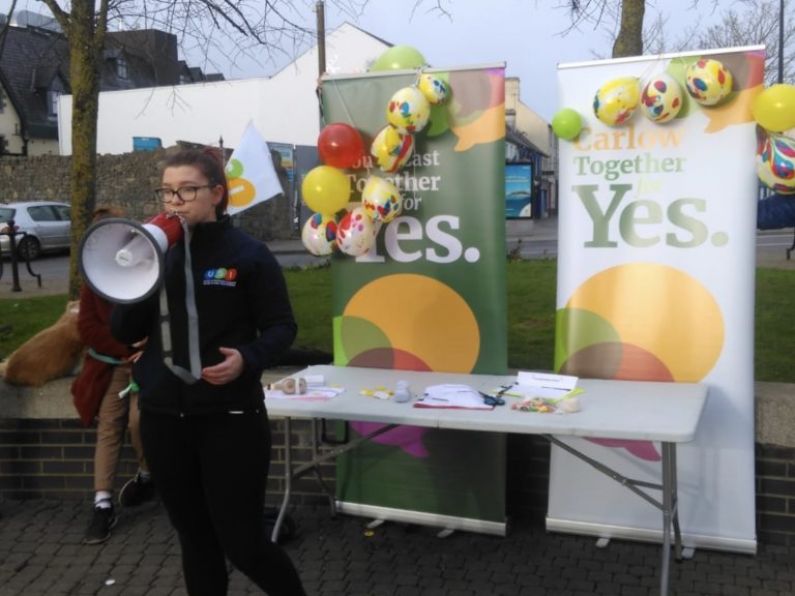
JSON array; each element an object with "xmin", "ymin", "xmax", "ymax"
[{"xmin": 0, "ymin": 152, "xmax": 297, "ymax": 241}]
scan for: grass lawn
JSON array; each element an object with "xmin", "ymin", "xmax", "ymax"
[{"xmin": 2, "ymin": 261, "xmax": 794, "ymax": 383}]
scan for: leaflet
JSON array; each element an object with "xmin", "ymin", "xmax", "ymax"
[
  {"xmin": 414, "ymin": 384, "xmax": 494, "ymax": 410},
  {"xmin": 264, "ymin": 386, "xmax": 344, "ymax": 401},
  {"xmin": 500, "ymin": 372, "xmax": 579, "ymax": 400}
]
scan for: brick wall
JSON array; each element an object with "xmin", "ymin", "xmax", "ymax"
[
  {"xmin": 756, "ymin": 444, "xmax": 795, "ymax": 546},
  {"xmin": 2, "ymin": 419, "xmax": 793, "ymax": 547},
  {"xmin": 0, "ymin": 152, "xmax": 297, "ymax": 241},
  {"xmin": 0, "ymin": 417, "xmax": 327, "ymax": 508}
]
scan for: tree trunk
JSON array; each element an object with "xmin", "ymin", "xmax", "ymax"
[
  {"xmin": 612, "ymin": 0, "xmax": 646, "ymax": 58},
  {"xmin": 66, "ymin": 0, "xmax": 102, "ymax": 299}
]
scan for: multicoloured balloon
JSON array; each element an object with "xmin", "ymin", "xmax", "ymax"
[
  {"xmin": 301, "ymin": 165, "xmax": 350, "ymax": 215},
  {"xmin": 336, "ymin": 206, "xmax": 376, "ymax": 257},
  {"xmin": 756, "ymin": 127, "xmax": 795, "ymax": 194},
  {"xmin": 301, "ymin": 213, "xmax": 338, "ymax": 256},
  {"xmin": 386, "ymin": 86, "xmax": 431, "ymax": 134},
  {"xmin": 418, "ymin": 74, "xmax": 450, "ymax": 105},
  {"xmin": 371, "ymin": 125, "xmax": 415, "ymax": 173},
  {"xmin": 593, "ymin": 77, "xmax": 640, "ymax": 127},
  {"xmin": 685, "ymin": 58, "xmax": 733, "ymax": 106},
  {"xmin": 641, "ymin": 74, "xmax": 684, "ymax": 123},
  {"xmin": 362, "ymin": 176, "xmax": 402, "ymax": 224}
]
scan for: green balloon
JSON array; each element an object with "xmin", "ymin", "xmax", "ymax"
[
  {"xmin": 551, "ymin": 108, "xmax": 583, "ymax": 141},
  {"xmin": 370, "ymin": 45, "xmax": 426, "ymax": 72},
  {"xmin": 427, "ymin": 103, "xmax": 450, "ymax": 137}
]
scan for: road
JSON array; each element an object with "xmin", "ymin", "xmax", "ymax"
[
  {"xmin": 3, "ymin": 230, "xmax": 795, "ymax": 299},
  {"xmin": 757, "ymin": 230, "xmax": 795, "ymax": 253}
]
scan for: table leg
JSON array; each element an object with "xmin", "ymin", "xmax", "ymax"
[
  {"xmin": 670, "ymin": 445, "xmax": 683, "ymax": 562},
  {"xmin": 272, "ymin": 417, "xmax": 293, "ymax": 543},
  {"xmin": 660, "ymin": 442, "xmax": 676, "ymax": 596},
  {"xmin": 311, "ymin": 418, "xmax": 337, "ymax": 517}
]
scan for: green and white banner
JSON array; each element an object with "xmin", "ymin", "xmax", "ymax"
[
  {"xmin": 320, "ymin": 65, "xmax": 508, "ymax": 529},
  {"xmin": 551, "ymin": 47, "xmax": 762, "ymax": 552}
]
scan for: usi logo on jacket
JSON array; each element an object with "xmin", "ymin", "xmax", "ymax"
[{"xmin": 203, "ymin": 268, "xmax": 238, "ymax": 287}]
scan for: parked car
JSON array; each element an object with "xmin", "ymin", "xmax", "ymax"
[{"xmin": 0, "ymin": 201, "xmax": 71, "ymax": 260}]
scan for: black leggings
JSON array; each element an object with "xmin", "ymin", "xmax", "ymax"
[{"xmin": 140, "ymin": 408, "xmax": 306, "ymax": 596}]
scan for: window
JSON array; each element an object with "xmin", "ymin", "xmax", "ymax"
[
  {"xmin": 47, "ymin": 90, "xmax": 61, "ymax": 119},
  {"xmin": 0, "ymin": 207, "xmax": 15, "ymax": 224},
  {"xmin": 54, "ymin": 205, "xmax": 71, "ymax": 220},
  {"xmin": 116, "ymin": 56, "xmax": 128, "ymax": 79},
  {"xmin": 27, "ymin": 205, "xmax": 59, "ymax": 222}
]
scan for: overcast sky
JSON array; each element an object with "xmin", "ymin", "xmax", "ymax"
[{"xmin": 1, "ymin": 0, "xmax": 737, "ymax": 120}]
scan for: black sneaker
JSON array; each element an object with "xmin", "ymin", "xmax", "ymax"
[
  {"xmin": 118, "ymin": 473, "xmax": 155, "ymax": 508},
  {"xmin": 83, "ymin": 504, "xmax": 117, "ymax": 545}
]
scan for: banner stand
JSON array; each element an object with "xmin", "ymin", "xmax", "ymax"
[
  {"xmin": 550, "ymin": 46, "xmax": 762, "ymax": 553},
  {"xmin": 320, "ymin": 64, "xmax": 509, "ymax": 534}
]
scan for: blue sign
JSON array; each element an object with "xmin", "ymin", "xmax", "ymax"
[
  {"xmin": 133, "ymin": 137, "xmax": 162, "ymax": 152},
  {"xmin": 505, "ymin": 162, "xmax": 533, "ymax": 218}
]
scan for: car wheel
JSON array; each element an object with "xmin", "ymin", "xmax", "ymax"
[{"xmin": 17, "ymin": 236, "xmax": 41, "ymax": 261}]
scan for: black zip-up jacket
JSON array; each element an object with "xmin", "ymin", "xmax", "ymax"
[{"xmin": 111, "ymin": 216, "xmax": 297, "ymax": 416}]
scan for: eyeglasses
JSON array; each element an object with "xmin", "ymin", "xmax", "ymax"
[{"xmin": 153, "ymin": 185, "xmax": 213, "ymax": 203}]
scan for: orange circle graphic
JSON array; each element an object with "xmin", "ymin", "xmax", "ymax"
[{"xmin": 342, "ymin": 274, "xmax": 480, "ymax": 372}]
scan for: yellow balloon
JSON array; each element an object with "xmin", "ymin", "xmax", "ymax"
[
  {"xmin": 301, "ymin": 166, "xmax": 351, "ymax": 215},
  {"xmin": 752, "ymin": 84, "xmax": 795, "ymax": 132}
]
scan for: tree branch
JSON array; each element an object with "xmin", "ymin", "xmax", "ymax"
[
  {"xmin": 0, "ymin": 0, "xmax": 19, "ymax": 59},
  {"xmin": 39, "ymin": 0, "xmax": 71, "ymax": 31},
  {"xmin": 94, "ymin": 0, "xmax": 111, "ymax": 55}
]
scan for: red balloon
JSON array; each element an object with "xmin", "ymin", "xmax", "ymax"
[{"xmin": 318, "ymin": 123, "xmax": 365, "ymax": 169}]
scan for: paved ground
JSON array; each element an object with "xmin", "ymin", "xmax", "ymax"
[{"xmin": 0, "ymin": 498, "xmax": 793, "ymax": 596}]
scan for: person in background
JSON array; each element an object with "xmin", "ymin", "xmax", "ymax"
[
  {"xmin": 111, "ymin": 148, "xmax": 306, "ymax": 595},
  {"xmin": 72, "ymin": 205, "xmax": 155, "ymax": 545}
]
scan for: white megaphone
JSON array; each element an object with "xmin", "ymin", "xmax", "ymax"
[{"xmin": 79, "ymin": 212, "xmax": 184, "ymax": 303}]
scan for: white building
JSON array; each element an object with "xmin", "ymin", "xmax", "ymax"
[
  {"xmin": 58, "ymin": 23, "xmax": 390, "ymax": 154},
  {"xmin": 59, "ymin": 23, "xmax": 552, "ymax": 162}
]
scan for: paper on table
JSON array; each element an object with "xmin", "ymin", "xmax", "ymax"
[
  {"xmin": 264, "ymin": 386, "xmax": 344, "ymax": 400},
  {"xmin": 511, "ymin": 371, "xmax": 579, "ymax": 400},
  {"xmin": 414, "ymin": 384, "xmax": 494, "ymax": 410}
]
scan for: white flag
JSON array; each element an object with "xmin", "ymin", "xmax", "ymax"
[{"xmin": 224, "ymin": 122, "xmax": 284, "ymax": 216}]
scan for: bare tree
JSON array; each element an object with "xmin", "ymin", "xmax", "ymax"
[
  {"xmin": 695, "ymin": 0, "xmax": 794, "ymax": 84},
  {"xmin": 562, "ymin": 0, "xmax": 792, "ymax": 74},
  {"xmin": 0, "ymin": 0, "xmax": 18, "ymax": 57},
  {"xmin": 30, "ymin": 1, "xmax": 361, "ymax": 298},
  {"xmin": 611, "ymin": 0, "xmax": 645, "ymax": 57},
  {"xmin": 562, "ymin": 0, "xmax": 647, "ymax": 57}
]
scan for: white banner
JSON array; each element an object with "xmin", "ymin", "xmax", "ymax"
[
  {"xmin": 550, "ymin": 46, "xmax": 764, "ymax": 553},
  {"xmin": 225, "ymin": 122, "xmax": 284, "ymax": 216}
]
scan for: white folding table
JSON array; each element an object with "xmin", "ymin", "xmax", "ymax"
[{"xmin": 265, "ymin": 365, "xmax": 708, "ymax": 596}]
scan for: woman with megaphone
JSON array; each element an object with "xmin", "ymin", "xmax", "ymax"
[{"xmin": 111, "ymin": 148, "xmax": 306, "ymax": 596}]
